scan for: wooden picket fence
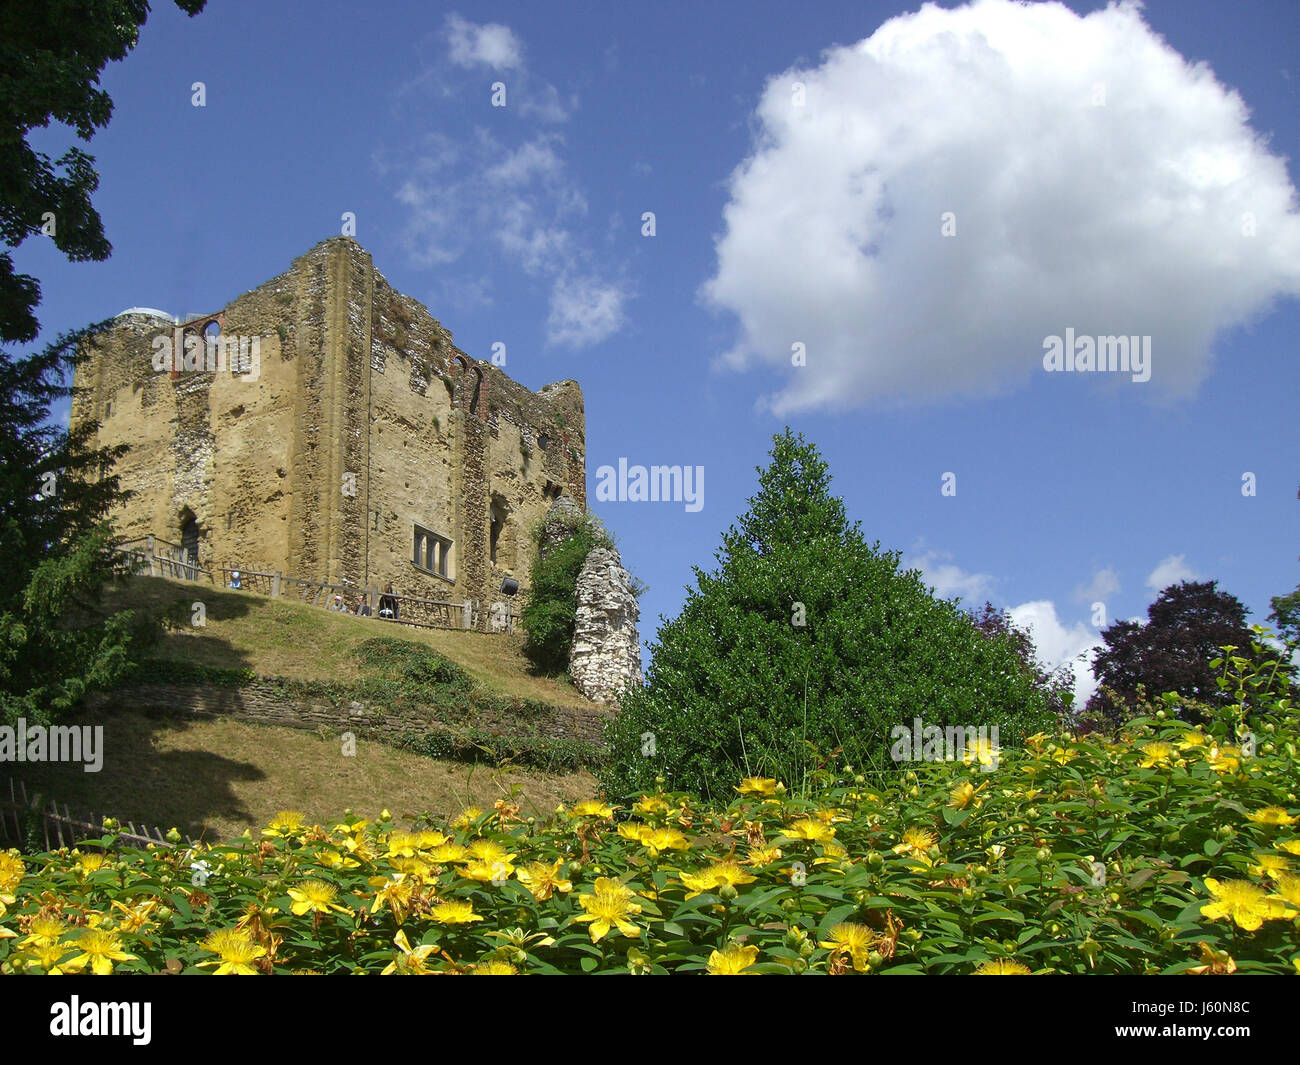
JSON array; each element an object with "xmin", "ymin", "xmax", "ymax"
[{"xmin": 0, "ymin": 777, "xmax": 176, "ymax": 852}]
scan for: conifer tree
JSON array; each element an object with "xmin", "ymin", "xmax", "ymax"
[{"xmin": 600, "ymin": 429, "xmax": 1055, "ymax": 800}]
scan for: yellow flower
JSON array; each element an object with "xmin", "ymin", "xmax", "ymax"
[
  {"xmin": 516, "ymin": 859, "xmax": 573, "ymax": 901},
  {"xmin": 21, "ymin": 941, "xmax": 77, "ymax": 974},
  {"xmin": 1138, "ymin": 742, "xmax": 1177, "ymax": 768},
  {"xmin": 1245, "ymin": 806, "xmax": 1299, "ymax": 826},
  {"xmin": 1247, "ymin": 853, "xmax": 1290, "ymax": 880},
  {"xmin": 1275, "ymin": 839, "xmax": 1300, "ymax": 856},
  {"xmin": 1200, "ymin": 877, "xmax": 1297, "ymax": 931},
  {"xmin": 819, "ymin": 923, "xmax": 876, "ymax": 972},
  {"xmin": 1186, "ymin": 940, "xmax": 1236, "ymax": 975},
  {"xmin": 707, "ymin": 941, "xmax": 759, "ymax": 974},
  {"xmin": 1177, "ymin": 731, "xmax": 1207, "ymax": 750},
  {"xmin": 963, "ymin": 736, "xmax": 1000, "ymax": 769},
  {"xmin": 617, "ymin": 823, "xmax": 650, "ymax": 843},
  {"xmin": 0, "ymin": 851, "xmax": 23, "ymax": 893},
  {"xmin": 1206, "ymin": 746, "xmax": 1241, "ymax": 774},
  {"xmin": 385, "ymin": 831, "xmax": 421, "ymax": 858},
  {"xmin": 427, "ymin": 842, "xmax": 470, "ymax": 863},
  {"xmin": 571, "ymin": 799, "xmax": 614, "ymax": 819},
  {"xmin": 471, "ymin": 959, "xmax": 519, "ymax": 974},
  {"xmin": 1268, "ymin": 873, "xmax": 1300, "ymax": 908},
  {"xmin": 388, "ymin": 856, "xmax": 434, "ymax": 877},
  {"xmin": 973, "ymin": 959, "xmax": 1032, "ymax": 974},
  {"xmin": 746, "ymin": 845, "xmax": 783, "ymax": 867},
  {"xmin": 66, "ymin": 928, "xmax": 137, "ymax": 975},
  {"xmin": 949, "ymin": 781, "xmax": 986, "ymax": 810},
  {"xmin": 461, "ymin": 859, "xmax": 515, "ymax": 883},
  {"xmin": 21, "ymin": 913, "xmax": 67, "ymax": 948},
  {"xmin": 288, "ymin": 879, "xmax": 351, "ymax": 917},
  {"xmin": 634, "ymin": 795, "xmax": 671, "ymax": 816},
  {"xmin": 109, "ymin": 899, "xmax": 158, "ymax": 934},
  {"xmin": 572, "ymin": 878, "xmax": 642, "ymax": 942},
  {"xmin": 640, "ymin": 827, "xmax": 690, "ymax": 857},
  {"xmin": 451, "ymin": 807, "xmax": 484, "ymax": 830},
  {"xmin": 678, "ymin": 861, "xmax": 757, "ymax": 898},
  {"xmin": 369, "ymin": 875, "xmax": 415, "ymax": 922},
  {"xmin": 198, "ymin": 928, "xmax": 266, "ymax": 975},
  {"xmin": 317, "ymin": 847, "xmax": 360, "ymax": 870},
  {"xmin": 429, "ymin": 899, "xmax": 483, "ymax": 925},
  {"xmin": 382, "ymin": 929, "xmax": 438, "ymax": 974},
  {"xmin": 736, "ymin": 777, "xmax": 779, "ymax": 797},
  {"xmin": 893, "ymin": 827, "xmax": 938, "ymax": 858},
  {"xmin": 263, "ymin": 810, "xmax": 305, "ymax": 837},
  {"xmin": 416, "ymin": 830, "xmax": 449, "ymax": 850},
  {"xmin": 76, "ymin": 849, "xmax": 107, "ymax": 873},
  {"xmin": 813, "ymin": 841, "xmax": 850, "ymax": 867},
  {"xmin": 467, "ymin": 839, "xmax": 516, "ymax": 864},
  {"xmin": 783, "ymin": 818, "xmax": 835, "ymax": 842}
]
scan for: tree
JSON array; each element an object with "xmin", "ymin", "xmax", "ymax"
[
  {"xmin": 1085, "ymin": 580, "xmax": 1257, "ymax": 727},
  {"xmin": 0, "ymin": 0, "xmax": 206, "ymax": 724},
  {"xmin": 968, "ymin": 601, "xmax": 1075, "ymax": 720},
  {"xmin": 599, "ymin": 429, "xmax": 1057, "ymax": 802}
]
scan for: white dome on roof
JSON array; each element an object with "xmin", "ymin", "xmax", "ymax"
[{"xmin": 116, "ymin": 307, "xmax": 177, "ymax": 322}]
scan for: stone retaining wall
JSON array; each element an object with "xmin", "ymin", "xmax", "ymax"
[{"xmin": 87, "ymin": 682, "xmax": 614, "ymax": 746}]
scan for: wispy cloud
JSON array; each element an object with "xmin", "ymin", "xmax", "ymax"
[{"xmin": 1146, "ymin": 553, "xmax": 1201, "ymax": 590}]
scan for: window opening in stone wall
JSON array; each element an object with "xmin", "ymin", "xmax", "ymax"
[
  {"xmin": 179, "ymin": 510, "xmax": 199, "ymax": 563},
  {"xmin": 490, "ymin": 498, "xmax": 508, "ymax": 564},
  {"xmin": 413, "ymin": 524, "xmax": 453, "ymax": 580}
]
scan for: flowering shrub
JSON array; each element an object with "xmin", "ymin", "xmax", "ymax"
[{"xmin": 1, "ymin": 637, "xmax": 1297, "ymax": 974}]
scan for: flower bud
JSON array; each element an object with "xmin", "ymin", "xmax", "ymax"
[{"xmin": 792, "ymin": 956, "xmax": 808, "ymax": 973}]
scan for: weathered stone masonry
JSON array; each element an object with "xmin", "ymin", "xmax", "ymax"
[{"xmin": 72, "ymin": 237, "xmax": 587, "ymax": 626}]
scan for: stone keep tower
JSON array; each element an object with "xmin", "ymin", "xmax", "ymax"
[{"xmin": 71, "ymin": 237, "xmax": 587, "ymax": 626}]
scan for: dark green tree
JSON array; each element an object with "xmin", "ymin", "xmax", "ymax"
[
  {"xmin": 968, "ymin": 601, "xmax": 1075, "ymax": 720},
  {"xmin": 0, "ymin": 0, "xmax": 206, "ymax": 724},
  {"xmin": 599, "ymin": 429, "xmax": 1056, "ymax": 801}
]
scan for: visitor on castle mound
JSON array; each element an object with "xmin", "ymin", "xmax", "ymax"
[
  {"xmin": 229, "ymin": 570, "xmax": 241, "ymax": 590},
  {"xmin": 355, "ymin": 594, "xmax": 372, "ymax": 617},
  {"xmin": 330, "ymin": 594, "xmax": 347, "ymax": 612},
  {"xmin": 378, "ymin": 584, "xmax": 398, "ymax": 620}
]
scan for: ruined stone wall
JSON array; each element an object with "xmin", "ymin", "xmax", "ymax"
[
  {"xmin": 569, "ymin": 546, "xmax": 643, "ymax": 706},
  {"xmin": 72, "ymin": 237, "xmax": 589, "ymax": 626}
]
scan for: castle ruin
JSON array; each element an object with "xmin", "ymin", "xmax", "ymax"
[{"xmin": 71, "ymin": 237, "xmax": 587, "ymax": 628}]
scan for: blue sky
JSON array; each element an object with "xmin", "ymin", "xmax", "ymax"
[{"xmin": 15, "ymin": 0, "xmax": 1300, "ymax": 702}]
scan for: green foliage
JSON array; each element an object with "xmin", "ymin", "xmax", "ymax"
[
  {"xmin": 1085, "ymin": 580, "xmax": 1263, "ymax": 728},
  {"xmin": 3, "ymin": 642, "xmax": 1298, "ymax": 974},
  {"xmin": 520, "ymin": 513, "xmax": 611, "ymax": 675},
  {"xmin": 0, "ymin": 0, "xmax": 206, "ymax": 345},
  {"xmin": 600, "ymin": 429, "xmax": 1057, "ymax": 803}
]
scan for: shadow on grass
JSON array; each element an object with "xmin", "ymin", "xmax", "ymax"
[{"xmin": 9, "ymin": 709, "xmax": 265, "ymax": 844}]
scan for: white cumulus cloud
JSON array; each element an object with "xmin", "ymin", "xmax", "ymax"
[
  {"xmin": 911, "ymin": 549, "xmax": 995, "ymax": 603},
  {"xmin": 1074, "ymin": 565, "xmax": 1121, "ymax": 603},
  {"xmin": 1008, "ymin": 600, "xmax": 1103, "ymax": 709},
  {"xmin": 1146, "ymin": 553, "xmax": 1201, "ymax": 590},
  {"xmin": 547, "ymin": 275, "xmax": 627, "ymax": 348},
  {"xmin": 702, "ymin": 0, "xmax": 1300, "ymax": 413}
]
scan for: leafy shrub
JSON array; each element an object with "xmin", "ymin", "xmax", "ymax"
[
  {"xmin": 520, "ymin": 516, "xmax": 610, "ymax": 675},
  {"xmin": 2, "ymin": 637, "xmax": 1296, "ymax": 975},
  {"xmin": 600, "ymin": 429, "xmax": 1056, "ymax": 802}
]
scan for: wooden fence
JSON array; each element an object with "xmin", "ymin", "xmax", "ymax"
[{"xmin": 0, "ymin": 777, "xmax": 175, "ymax": 852}]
